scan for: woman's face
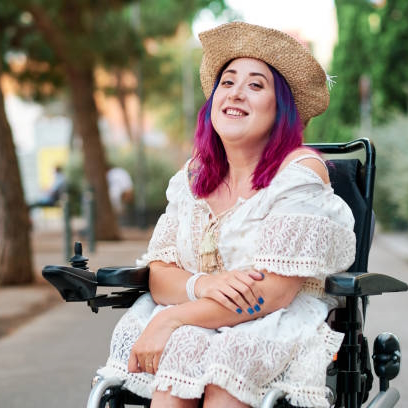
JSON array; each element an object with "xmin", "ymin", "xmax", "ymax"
[{"xmin": 211, "ymin": 58, "xmax": 276, "ymax": 151}]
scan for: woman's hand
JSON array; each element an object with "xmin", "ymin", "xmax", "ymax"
[
  {"xmin": 128, "ymin": 312, "xmax": 181, "ymax": 375},
  {"xmin": 195, "ymin": 270, "xmax": 265, "ymax": 315}
]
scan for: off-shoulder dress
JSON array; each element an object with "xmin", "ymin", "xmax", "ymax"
[{"xmin": 98, "ymin": 155, "xmax": 356, "ymax": 408}]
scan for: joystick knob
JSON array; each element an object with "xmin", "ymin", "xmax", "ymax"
[{"xmin": 69, "ymin": 241, "xmax": 89, "ymax": 270}]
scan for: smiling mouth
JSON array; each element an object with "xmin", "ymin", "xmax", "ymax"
[{"xmin": 223, "ymin": 108, "xmax": 248, "ymax": 117}]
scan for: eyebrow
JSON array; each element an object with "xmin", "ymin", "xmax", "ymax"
[{"xmin": 222, "ymin": 69, "xmax": 269, "ymax": 81}]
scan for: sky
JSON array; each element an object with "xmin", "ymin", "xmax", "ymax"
[{"xmin": 193, "ymin": 0, "xmax": 338, "ymax": 68}]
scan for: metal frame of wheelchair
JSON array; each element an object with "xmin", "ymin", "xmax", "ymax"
[{"xmin": 43, "ymin": 138, "xmax": 407, "ymax": 408}]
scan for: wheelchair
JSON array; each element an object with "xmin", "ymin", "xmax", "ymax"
[{"xmin": 42, "ymin": 138, "xmax": 407, "ymax": 408}]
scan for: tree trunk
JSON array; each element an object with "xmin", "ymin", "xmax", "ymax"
[
  {"xmin": 67, "ymin": 66, "xmax": 120, "ymax": 240},
  {"xmin": 115, "ymin": 70, "xmax": 134, "ymax": 142},
  {"xmin": 0, "ymin": 76, "xmax": 34, "ymax": 285}
]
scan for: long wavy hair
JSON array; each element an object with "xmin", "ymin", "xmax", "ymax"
[{"xmin": 191, "ymin": 63, "xmax": 304, "ymax": 198}]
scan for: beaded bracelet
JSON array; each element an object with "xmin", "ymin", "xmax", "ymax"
[{"xmin": 186, "ymin": 272, "xmax": 208, "ymax": 301}]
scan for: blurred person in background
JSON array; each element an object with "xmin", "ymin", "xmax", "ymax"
[
  {"xmin": 29, "ymin": 165, "xmax": 67, "ymax": 209},
  {"xmin": 107, "ymin": 164, "xmax": 134, "ymax": 216}
]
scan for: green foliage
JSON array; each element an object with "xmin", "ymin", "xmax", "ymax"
[
  {"xmin": 65, "ymin": 151, "xmax": 85, "ymax": 215},
  {"xmin": 370, "ymin": 115, "xmax": 408, "ymax": 230},
  {"xmin": 329, "ymin": 0, "xmax": 372, "ymax": 126},
  {"xmin": 305, "ymin": 0, "xmax": 373, "ymax": 143},
  {"xmin": 371, "ymin": 0, "xmax": 408, "ymax": 122},
  {"xmin": 305, "ymin": 109, "xmax": 357, "ymax": 143}
]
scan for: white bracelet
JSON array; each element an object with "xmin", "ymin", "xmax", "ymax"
[{"xmin": 186, "ymin": 273, "xmax": 208, "ymax": 301}]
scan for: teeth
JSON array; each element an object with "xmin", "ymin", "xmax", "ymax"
[{"xmin": 226, "ymin": 108, "xmax": 244, "ymax": 116}]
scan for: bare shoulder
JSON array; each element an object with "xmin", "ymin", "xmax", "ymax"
[{"xmin": 279, "ymin": 147, "xmax": 330, "ymax": 184}]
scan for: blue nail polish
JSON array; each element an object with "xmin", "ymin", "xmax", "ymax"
[
  {"xmin": 247, "ymin": 307, "xmax": 254, "ymax": 315},
  {"xmin": 236, "ymin": 308, "xmax": 243, "ymax": 314},
  {"xmin": 260, "ymin": 272, "xmax": 265, "ymax": 279},
  {"xmin": 254, "ymin": 304, "xmax": 261, "ymax": 312},
  {"xmin": 258, "ymin": 297, "xmax": 264, "ymax": 305}
]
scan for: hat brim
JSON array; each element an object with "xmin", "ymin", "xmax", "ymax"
[{"xmin": 199, "ymin": 22, "xmax": 329, "ymax": 126}]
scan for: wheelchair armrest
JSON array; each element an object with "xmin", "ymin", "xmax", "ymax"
[
  {"xmin": 96, "ymin": 266, "xmax": 149, "ymax": 290},
  {"xmin": 42, "ymin": 265, "xmax": 97, "ymax": 301},
  {"xmin": 325, "ymin": 272, "xmax": 408, "ymax": 297}
]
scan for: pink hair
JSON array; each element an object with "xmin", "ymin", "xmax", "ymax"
[{"xmin": 191, "ymin": 66, "xmax": 304, "ymax": 197}]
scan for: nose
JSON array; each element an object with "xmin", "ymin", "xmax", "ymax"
[{"xmin": 228, "ymin": 83, "xmax": 245, "ymax": 101}]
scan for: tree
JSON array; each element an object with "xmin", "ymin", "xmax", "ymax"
[
  {"xmin": 17, "ymin": 1, "xmax": 125, "ymax": 240},
  {"xmin": 7, "ymin": 0, "xmax": 227, "ymax": 239},
  {"xmin": 0, "ymin": 67, "xmax": 34, "ymax": 285},
  {"xmin": 306, "ymin": 0, "xmax": 373, "ymax": 142},
  {"xmin": 0, "ymin": 4, "xmax": 34, "ymax": 284},
  {"xmin": 371, "ymin": 0, "xmax": 408, "ymax": 121}
]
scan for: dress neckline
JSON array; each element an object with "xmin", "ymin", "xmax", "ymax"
[{"xmin": 183, "ymin": 157, "xmax": 329, "ymax": 217}]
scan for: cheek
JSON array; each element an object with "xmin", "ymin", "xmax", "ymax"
[
  {"xmin": 259, "ymin": 97, "xmax": 276, "ymax": 128},
  {"xmin": 210, "ymin": 92, "xmax": 223, "ymax": 128}
]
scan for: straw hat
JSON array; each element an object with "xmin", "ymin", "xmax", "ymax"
[{"xmin": 199, "ymin": 22, "xmax": 330, "ymax": 125}]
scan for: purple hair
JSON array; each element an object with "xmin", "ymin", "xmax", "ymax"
[{"xmin": 191, "ymin": 65, "xmax": 304, "ymax": 197}]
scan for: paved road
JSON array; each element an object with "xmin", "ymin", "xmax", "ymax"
[
  {"xmin": 0, "ymin": 234, "xmax": 406, "ymax": 407},
  {"xmin": 364, "ymin": 234, "xmax": 408, "ymax": 405}
]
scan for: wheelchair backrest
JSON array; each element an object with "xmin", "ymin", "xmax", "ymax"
[{"xmin": 307, "ymin": 138, "xmax": 376, "ymax": 273}]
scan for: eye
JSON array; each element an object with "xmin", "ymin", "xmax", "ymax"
[
  {"xmin": 221, "ymin": 80, "xmax": 234, "ymax": 87},
  {"xmin": 250, "ymin": 82, "xmax": 263, "ymax": 90}
]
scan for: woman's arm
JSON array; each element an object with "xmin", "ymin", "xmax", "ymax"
[
  {"xmin": 170, "ymin": 272, "xmax": 306, "ymax": 328},
  {"xmin": 148, "ymin": 261, "xmax": 192, "ymax": 305},
  {"xmin": 129, "ymin": 272, "xmax": 306, "ymax": 374},
  {"xmin": 149, "ymin": 261, "xmax": 266, "ymax": 314}
]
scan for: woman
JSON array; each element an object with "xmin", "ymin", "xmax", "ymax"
[{"xmin": 98, "ymin": 22, "xmax": 356, "ymax": 408}]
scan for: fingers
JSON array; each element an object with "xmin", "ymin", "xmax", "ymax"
[
  {"xmin": 225, "ymin": 279, "xmax": 258, "ymax": 312},
  {"xmin": 145, "ymin": 356, "xmax": 155, "ymax": 374},
  {"xmin": 197, "ymin": 271, "xmax": 265, "ymax": 316},
  {"xmin": 128, "ymin": 353, "xmax": 157, "ymax": 374},
  {"xmin": 152, "ymin": 354, "xmax": 160, "ymax": 374},
  {"xmin": 128, "ymin": 349, "xmax": 141, "ymax": 373},
  {"xmin": 212, "ymin": 279, "xmax": 262, "ymax": 315},
  {"xmin": 248, "ymin": 270, "xmax": 265, "ymax": 281},
  {"xmin": 232, "ymin": 271, "xmax": 265, "ymax": 312},
  {"xmin": 211, "ymin": 289, "xmax": 245, "ymax": 314}
]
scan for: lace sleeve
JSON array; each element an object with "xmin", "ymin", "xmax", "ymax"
[
  {"xmin": 253, "ymin": 213, "xmax": 356, "ymax": 280},
  {"xmin": 253, "ymin": 178, "xmax": 356, "ymax": 280},
  {"xmin": 138, "ymin": 171, "xmax": 183, "ymax": 266}
]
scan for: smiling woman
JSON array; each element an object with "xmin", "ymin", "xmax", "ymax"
[{"xmin": 97, "ymin": 22, "xmax": 356, "ymax": 408}]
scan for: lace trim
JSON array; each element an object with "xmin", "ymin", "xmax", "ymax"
[
  {"xmin": 274, "ymin": 383, "xmax": 331, "ymax": 408},
  {"xmin": 154, "ymin": 370, "xmax": 205, "ymax": 398},
  {"xmin": 254, "ymin": 213, "xmax": 356, "ymax": 280},
  {"xmin": 143, "ymin": 247, "xmax": 180, "ymax": 266},
  {"xmin": 298, "ymin": 278, "xmax": 326, "ymax": 297},
  {"xmin": 101, "ymin": 322, "xmax": 343, "ymax": 407},
  {"xmin": 143, "ymin": 212, "xmax": 180, "ymax": 266},
  {"xmin": 191, "ymin": 202, "xmax": 204, "ymax": 267},
  {"xmin": 98, "ymin": 358, "xmax": 154, "ymax": 399}
]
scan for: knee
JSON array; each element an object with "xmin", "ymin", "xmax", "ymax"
[
  {"xmin": 203, "ymin": 385, "xmax": 249, "ymax": 408},
  {"xmin": 151, "ymin": 389, "xmax": 199, "ymax": 408}
]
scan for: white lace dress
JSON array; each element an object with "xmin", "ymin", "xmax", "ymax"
[{"xmin": 98, "ymin": 156, "xmax": 356, "ymax": 408}]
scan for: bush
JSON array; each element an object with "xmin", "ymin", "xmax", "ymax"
[
  {"xmin": 65, "ymin": 152, "xmax": 85, "ymax": 216},
  {"xmin": 370, "ymin": 115, "xmax": 408, "ymax": 230}
]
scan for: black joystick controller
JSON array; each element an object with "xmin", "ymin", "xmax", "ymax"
[{"xmin": 69, "ymin": 241, "xmax": 89, "ymax": 270}]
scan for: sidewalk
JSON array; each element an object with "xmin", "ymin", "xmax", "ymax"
[{"xmin": 0, "ymin": 225, "xmax": 153, "ymax": 338}]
